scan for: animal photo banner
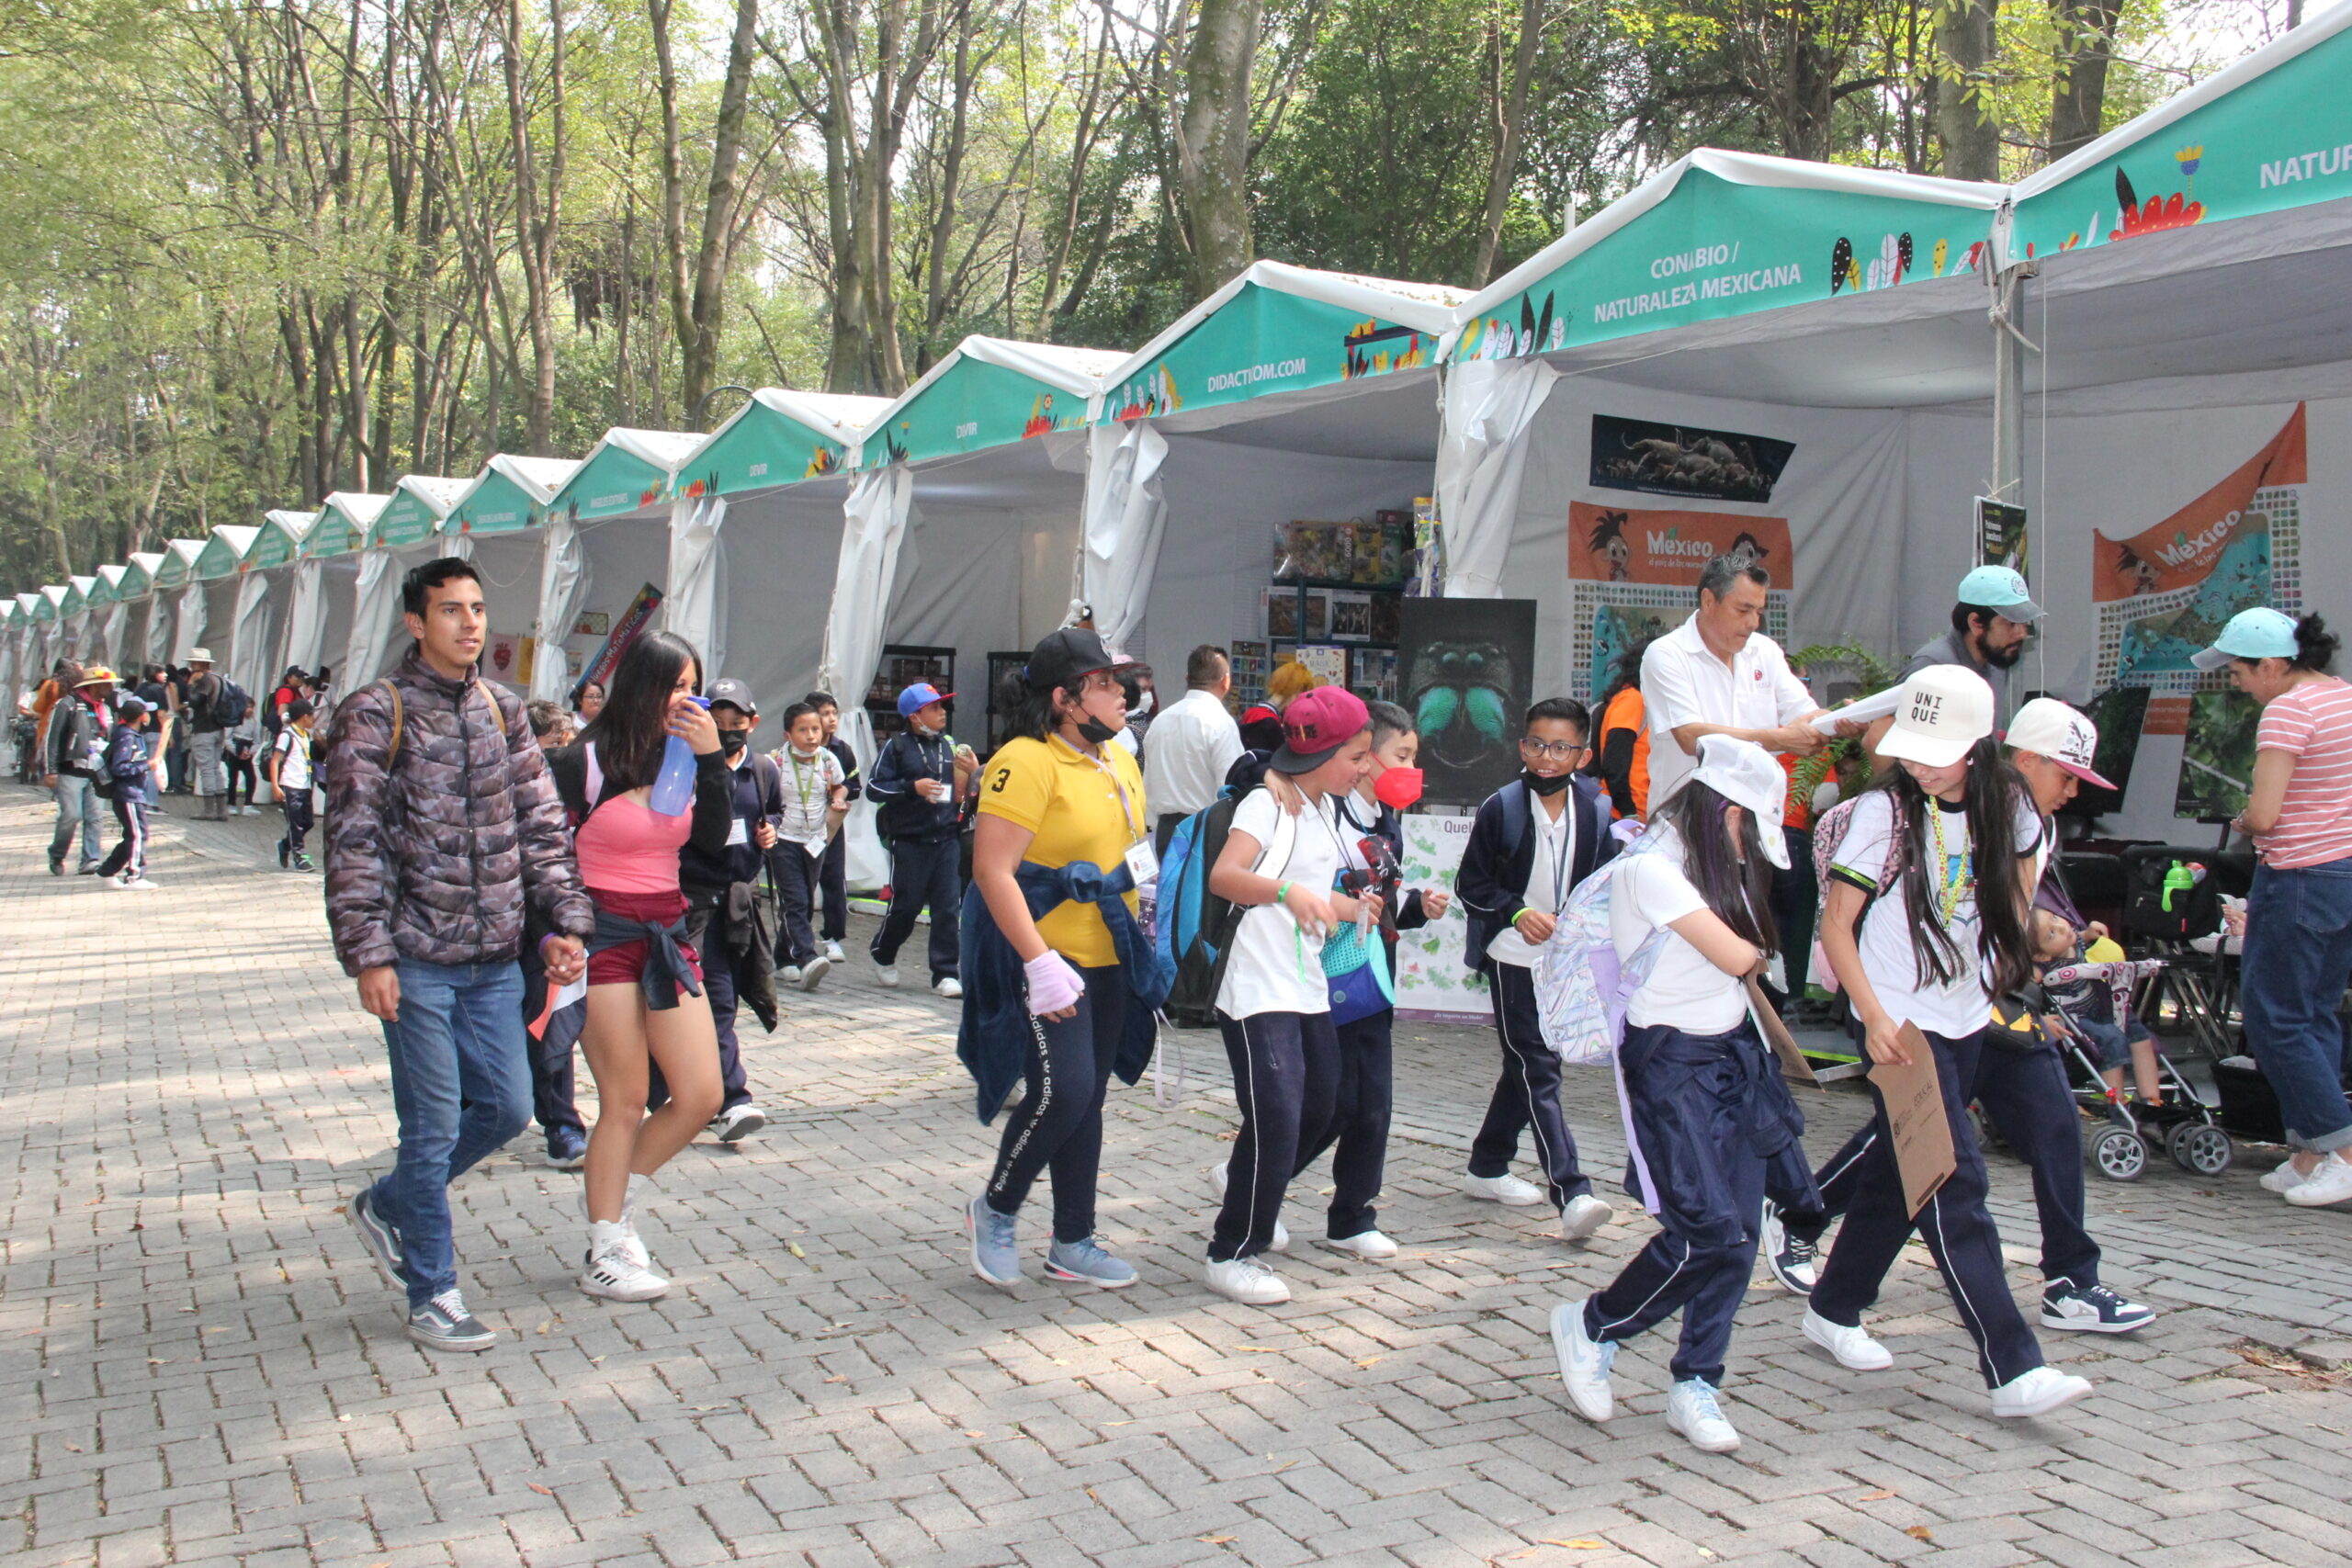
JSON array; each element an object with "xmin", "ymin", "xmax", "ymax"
[
  {"xmin": 1589, "ymin": 415, "xmax": 1794, "ymax": 503},
  {"xmin": 2094, "ymin": 404, "xmax": 2306, "ymax": 689},
  {"xmin": 1397, "ymin": 597, "xmax": 1537, "ymax": 808}
]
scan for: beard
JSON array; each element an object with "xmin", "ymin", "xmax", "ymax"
[{"xmin": 1983, "ymin": 637, "xmax": 2026, "ymax": 670}]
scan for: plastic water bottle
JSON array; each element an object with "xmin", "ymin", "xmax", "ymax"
[{"xmin": 648, "ymin": 696, "xmax": 708, "ymax": 817}]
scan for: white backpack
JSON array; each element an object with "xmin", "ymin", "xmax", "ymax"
[{"xmin": 1532, "ymin": 827, "xmax": 1672, "ymax": 1066}]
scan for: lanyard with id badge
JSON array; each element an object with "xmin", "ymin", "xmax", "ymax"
[{"xmin": 1062, "ymin": 734, "xmax": 1159, "ymax": 936}]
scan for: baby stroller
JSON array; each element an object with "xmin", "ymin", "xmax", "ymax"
[{"xmin": 2041, "ymin": 955, "xmax": 2235, "ymax": 1181}]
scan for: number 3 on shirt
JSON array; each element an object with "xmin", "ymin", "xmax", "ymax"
[{"xmin": 989, "ymin": 766, "xmax": 1012, "ymax": 794}]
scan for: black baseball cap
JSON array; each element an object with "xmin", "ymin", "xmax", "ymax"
[
  {"xmin": 1023, "ymin": 626, "xmax": 1129, "ymax": 696},
  {"xmin": 706, "ymin": 676, "xmax": 759, "ymax": 716}
]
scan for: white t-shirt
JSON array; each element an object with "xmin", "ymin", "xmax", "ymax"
[
  {"xmin": 1612, "ymin": 824, "xmax": 1748, "ymax": 1033},
  {"xmin": 1143, "ymin": 688, "xmax": 1246, "ymax": 818},
  {"xmin": 1216, "ymin": 786, "xmax": 1349, "ymax": 1020},
  {"xmin": 1487, "ymin": 789, "xmax": 1578, "ymax": 970},
  {"xmin": 775, "ymin": 746, "xmax": 845, "ymax": 851},
  {"xmin": 1831, "ymin": 789, "xmax": 2042, "ymax": 1038},
  {"xmin": 272, "ymin": 726, "xmax": 314, "ymax": 793}
]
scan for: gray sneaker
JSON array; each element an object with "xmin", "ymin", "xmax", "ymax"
[
  {"xmin": 967, "ymin": 1195, "xmax": 1021, "ymax": 1287},
  {"xmin": 1045, "ymin": 1235, "xmax": 1138, "ymax": 1289},
  {"xmin": 407, "ymin": 1289, "xmax": 495, "ymax": 1352},
  {"xmin": 349, "ymin": 1187, "xmax": 406, "ymax": 1290}
]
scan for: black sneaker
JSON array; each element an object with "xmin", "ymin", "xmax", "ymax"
[
  {"xmin": 293, "ymin": 854, "xmax": 315, "ymax": 873},
  {"xmin": 348, "ymin": 1187, "xmax": 407, "ymax": 1290},
  {"xmin": 47, "ymin": 852, "xmax": 63, "ymax": 876},
  {"xmin": 1760, "ymin": 1201, "xmax": 1819, "ymax": 1295},
  {"xmin": 278, "ymin": 839, "xmax": 289, "ymax": 869},
  {"xmin": 546, "ymin": 1126, "xmax": 588, "ymax": 1169},
  {"xmin": 2041, "ymin": 1278, "xmax": 2156, "ymax": 1334},
  {"xmin": 407, "ymin": 1289, "xmax": 495, "ymax": 1352}
]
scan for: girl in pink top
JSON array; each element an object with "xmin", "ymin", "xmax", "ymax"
[
  {"xmin": 2197, "ymin": 609, "xmax": 2352, "ymax": 1207},
  {"xmin": 548, "ymin": 631, "xmax": 734, "ymax": 1301}
]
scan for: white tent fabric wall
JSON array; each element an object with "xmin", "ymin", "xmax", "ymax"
[
  {"xmin": 171, "ymin": 584, "xmax": 206, "ymax": 664},
  {"xmin": 700, "ymin": 481, "xmax": 854, "ymax": 722},
  {"xmin": 99, "ymin": 602, "xmax": 130, "ymax": 669},
  {"xmin": 1433, "ymin": 357, "xmax": 1561, "ymax": 599},
  {"xmin": 282, "ymin": 559, "xmax": 326, "ymax": 674},
  {"xmin": 821, "ymin": 465, "xmax": 913, "ymax": 890},
  {"xmin": 459, "ymin": 529, "xmax": 550, "ymax": 688},
  {"xmin": 530, "ymin": 513, "xmax": 587, "ymax": 704},
  {"xmin": 663, "ymin": 495, "xmax": 728, "ymax": 678},
  {"xmin": 146, "ymin": 595, "xmax": 175, "ymax": 667},
  {"xmin": 344, "ymin": 551, "xmax": 398, "ymax": 686},
  {"xmin": 228, "ymin": 572, "xmax": 275, "ymax": 698},
  {"xmin": 561, "ymin": 512, "xmax": 671, "ymax": 689},
  {"xmin": 201, "ymin": 578, "xmax": 243, "ymax": 675},
  {"xmin": 1080, "ymin": 421, "xmax": 1170, "ymax": 657}
]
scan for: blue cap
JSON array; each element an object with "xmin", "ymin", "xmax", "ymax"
[
  {"xmin": 1957, "ymin": 564, "xmax": 2043, "ymax": 622},
  {"xmin": 2191, "ymin": 606, "xmax": 2300, "ymax": 671},
  {"xmin": 897, "ymin": 682, "xmax": 954, "ymax": 718}
]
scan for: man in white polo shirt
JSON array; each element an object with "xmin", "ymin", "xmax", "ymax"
[{"xmin": 1641, "ymin": 554, "xmax": 1835, "ymax": 805}]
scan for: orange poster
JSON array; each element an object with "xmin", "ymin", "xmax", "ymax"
[
  {"xmin": 1571, "ymin": 503, "xmax": 1793, "ymax": 588},
  {"xmin": 2093, "ymin": 405, "xmax": 2306, "ymax": 602}
]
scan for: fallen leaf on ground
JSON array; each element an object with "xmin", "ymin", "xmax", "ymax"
[
  {"xmin": 1233, "ymin": 1346, "xmax": 1282, "ymax": 1353},
  {"xmin": 1905, "ymin": 1527, "xmax": 1932, "ymax": 1541},
  {"xmin": 528, "ymin": 1483, "xmax": 554, "ymax": 1495},
  {"xmin": 788, "ymin": 1243, "xmax": 806, "ymax": 1259},
  {"xmin": 964, "ymin": 1430, "xmax": 984, "ymax": 1438},
  {"xmin": 1198, "ymin": 1536, "xmax": 1235, "ymax": 1546},
  {"xmin": 1541, "ymin": 1543, "xmax": 1605, "ymax": 1551},
  {"xmin": 1859, "ymin": 1489, "xmax": 1894, "ymax": 1501},
  {"xmin": 1355, "ymin": 1357, "xmax": 1383, "ymax": 1368}
]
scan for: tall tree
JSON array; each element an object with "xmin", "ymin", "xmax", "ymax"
[
  {"xmin": 2045, "ymin": 0, "xmax": 2120, "ymax": 160},
  {"xmin": 1175, "ymin": 0, "xmax": 1259, "ymax": 296},
  {"xmin": 1938, "ymin": 0, "xmax": 2002, "ymax": 178}
]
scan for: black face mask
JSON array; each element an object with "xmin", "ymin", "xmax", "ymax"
[
  {"xmin": 718, "ymin": 730, "xmax": 751, "ymax": 758},
  {"xmin": 1074, "ymin": 715, "xmax": 1121, "ymax": 746},
  {"xmin": 1523, "ymin": 769, "xmax": 1574, "ymax": 796}
]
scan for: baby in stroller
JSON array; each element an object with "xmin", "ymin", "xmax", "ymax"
[{"xmin": 2032, "ymin": 908, "xmax": 2165, "ymax": 1108}]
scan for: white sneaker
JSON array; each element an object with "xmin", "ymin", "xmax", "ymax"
[
  {"xmin": 121, "ymin": 876, "xmax": 157, "ymax": 891},
  {"xmin": 2285, "ymin": 1153, "xmax": 2352, "ymax": 1207},
  {"xmin": 1990, "ymin": 1365, "xmax": 2093, "ymax": 1418},
  {"xmin": 1666, "ymin": 1378, "xmax": 1741, "ymax": 1453},
  {"xmin": 579, "ymin": 1193, "xmax": 650, "ymax": 1269},
  {"xmin": 781, "ymin": 965, "xmax": 803, "ymax": 987},
  {"xmin": 934, "ymin": 976, "xmax": 963, "ymax": 999},
  {"xmin": 1205, "ymin": 1164, "xmax": 1286, "ymax": 1250},
  {"xmin": 244, "ymin": 804, "xmax": 263, "ymax": 817},
  {"xmin": 797, "ymin": 954, "xmax": 831, "ymax": 991},
  {"xmin": 1549, "ymin": 1300, "xmax": 1615, "ymax": 1422},
  {"xmin": 1560, "ymin": 1194, "xmax": 1614, "ymax": 1242},
  {"xmin": 823, "ymin": 941, "xmax": 845, "ymax": 964},
  {"xmin": 1317, "ymin": 1230, "xmax": 1397, "ymax": 1260},
  {"xmin": 1803, "ymin": 1309, "xmax": 1894, "ymax": 1371},
  {"xmin": 1269, "ymin": 1218, "xmax": 1289, "ymax": 1253},
  {"xmin": 874, "ymin": 962, "xmax": 901, "ymax": 987},
  {"xmin": 709, "ymin": 1103, "xmax": 768, "ymax": 1143},
  {"xmin": 580, "ymin": 1240, "xmax": 669, "ymax": 1302},
  {"xmin": 2260, "ymin": 1156, "xmax": 2310, "ymax": 1194},
  {"xmin": 1464, "ymin": 1171, "xmax": 1547, "ymax": 1206},
  {"xmin": 1204, "ymin": 1256, "xmax": 1291, "ymax": 1305},
  {"xmin": 1207, "ymin": 1162, "xmax": 1229, "ymax": 1199}
]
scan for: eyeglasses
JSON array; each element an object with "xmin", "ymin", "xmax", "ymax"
[{"xmin": 1519, "ymin": 738, "xmax": 1587, "ymax": 761}]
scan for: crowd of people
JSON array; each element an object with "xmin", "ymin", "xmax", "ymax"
[{"xmin": 20, "ymin": 547, "xmax": 2352, "ymax": 1461}]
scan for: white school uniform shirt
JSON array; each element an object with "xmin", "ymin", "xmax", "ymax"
[
  {"xmin": 1143, "ymin": 687, "xmax": 1245, "ymax": 819},
  {"xmin": 272, "ymin": 726, "xmax": 314, "ymax": 793},
  {"xmin": 1485, "ymin": 787, "xmax": 1577, "ymax": 970},
  {"xmin": 776, "ymin": 746, "xmax": 844, "ymax": 855},
  {"xmin": 1216, "ymin": 787, "xmax": 1348, "ymax": 1020},
  {"xmin": 1611, "ymin": 822, "xmax": 1747, "ymax": 1034},
  {"xmin": 1640, "ymin": 612, "xmax": 1815, "ymax": 805},
  {"xmin": 1832, "ymin": 790, "xmax": 2042, "ymax": 1039}
]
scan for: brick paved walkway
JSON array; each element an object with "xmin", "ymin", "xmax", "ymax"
[{"xmin": 4, "ymin": 784, "xmax": 2350, "ymax": 1568}]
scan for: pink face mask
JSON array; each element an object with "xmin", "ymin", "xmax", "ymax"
[{"xmin": 1373, "ymin": 765, "xmax": 1424, "ymax": 810}]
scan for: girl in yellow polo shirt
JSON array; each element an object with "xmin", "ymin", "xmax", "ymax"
[{"xmin": 962, "ymin": 627, "xmax": 1162, "ymax": 1292}]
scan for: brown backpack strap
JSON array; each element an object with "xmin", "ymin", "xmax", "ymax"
[{"xmin": 377, "ymin": 679, "xmax": 404, "ymax": 768}]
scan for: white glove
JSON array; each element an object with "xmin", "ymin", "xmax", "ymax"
[{"xmin": 1023, "ymin": 950, "xmax": 1084, "ymax": 1016}]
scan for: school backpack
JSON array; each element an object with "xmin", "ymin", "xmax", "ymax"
[
  {"xmin": 1156, "ymin": 784, "xmax": 1295, "ymax": 1029},
  {"xmin": 216, "ymin": 679, "xmax": 252, "ymax": 728},
  {"xmin": 1804, "ymin": 794, "xmax": 1905, "ymax": 993},
  {"xmin": 1530, "ymin": 826, "xmax": 1673, "ymax": 1066}
]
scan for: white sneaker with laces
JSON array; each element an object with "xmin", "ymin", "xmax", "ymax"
[
  {"xmin": 1204, "ymin": 1255, "xmax": 1291, "ymax": 1305},
  {"xmin": 580, "ymin": 1239, "xmax": 669, "ymax": 1302},
  {"xmin": 1549, "ymin": 1300, "xmax": 1615, "ymax": 1422},
  {"xmin": 934, "ymin": 976, "xmax": 964, "ymax": 999},
  {"xmin": 797, "ymin": 954, "xmax": 832, "ymax": 991},
  {"xmin": 579, "ymin": 1193, "xmax": 651, "ymax": 1268},
  {"xmin": 2285, "ymin": 1153, "xmax": 2352, "ymax": 1207},
  {"xmin": 121, "ymin": 876, "xmax": 157, "ymax": 890},
  {"xmin": 874, "ymin": 961, "xmax": 901, "ymax": 987},
  {"xmin": 1464, "ymin": 1171, "xmax": 1547, "ymax": 1206},
  {"xmin": 1207, "ymin": 1162, "xmax": 1228, "ymax": 1199},
  {"xmin": 823, "ymin": 941, "xmax": 845, "ymax": 964},
  {"xmin": 1317, "ymin": 1230, "xmax": 1397, "ymax": 1260},
  {"xmin": 1560, "ymin": 1193, "xmax": 1614, "ymax": 1242},
  {"xmin": 2260, "ymin": 1156, "xmax": 2309, "ymax": 1194},
  {"xmin": 781, "ymin": 965, "xmax": 803, "ymax": 987},
  {"xmin": 1666, "ymin": 1378, "xmax": 1741, "ymax": 1453},
  {"xmin": 1990, "ymin": 1365, "xmax": 2093, "ymax": 1417},
  {"xmin": 1803, "ymin": 1308, "xmax": 1894, "ymax": 1371}
]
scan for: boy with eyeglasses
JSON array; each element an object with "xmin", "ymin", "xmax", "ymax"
[{"xmin": 1453, "ymin": 697, "xmax": 1620, "ymax": 1243}]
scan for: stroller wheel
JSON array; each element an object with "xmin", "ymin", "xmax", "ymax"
[
  {"xmin": 1969, "ymin": 1103, "xmax": 2003, "ymax": 1153},
  {"xmin": 2167, "ymin": 1122, "xmax": 2234, "ymax": 1177},
  {"xmin": 2089, "ymin": 1126, "xmax": 2148, "ymax": 1182}
]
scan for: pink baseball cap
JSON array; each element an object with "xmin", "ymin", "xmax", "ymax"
[{"xmin": 1271, "ymin": 687, "xmax": 1371, "ymax": 774}]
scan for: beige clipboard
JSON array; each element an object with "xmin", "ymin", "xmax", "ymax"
[
  {"xmin": 1744, "ymin": 976, "xmax": 1818, "ymax": 1088},
  {"xmin": 1867, "ymin": 1022, "xmax": 1959, "ymax": 1219}
]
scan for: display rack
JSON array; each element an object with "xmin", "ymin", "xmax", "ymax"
[
  {"xmin": 1265, "ymin": 513, "xmax": 1410, "ymax": 705},
  {"xmin": 865, "ymin": 643, "xmax": 956, "ymax": 748}
]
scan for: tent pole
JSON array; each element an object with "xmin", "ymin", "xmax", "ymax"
[{"xmin": 1987, "ymin": 257, "xmax": 2039, "ymax": 504}]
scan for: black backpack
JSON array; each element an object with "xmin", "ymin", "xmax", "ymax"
[{"xmin": 217, "ymin": 680, "xmax": 252, "ymax": 728}]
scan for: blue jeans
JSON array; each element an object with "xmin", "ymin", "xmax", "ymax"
[
  {"xmin": 2241, "ymin": 858, "xmax": 2352, "ymax": 1152},
  {"xmin": 367, "ymin": 958, "xmax": 532, "ymax": 1307},
  {"xmin": 50, "ymin": 773, "xmax": 105, "ymax": 867}
]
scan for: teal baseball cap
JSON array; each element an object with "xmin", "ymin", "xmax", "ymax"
[
  {"xmin": 2190, "ymin": 606, "xmax": 2300, "ymax": 671},
  {"xmin": 1957, "ymin": 564, "xmax": 2044, "ymax": 622}
]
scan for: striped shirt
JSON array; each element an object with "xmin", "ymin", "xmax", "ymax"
[{"xmin": 2255, "ymin": 677, "xmax": 2352, "ymax": 869}]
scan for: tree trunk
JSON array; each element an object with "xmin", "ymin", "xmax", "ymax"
[
  {"xmin": 1471, "ymin": 0, "xmax": 1544, "ymax": 288},
  {"xmin": 2046, "ymin": 0, "xmax": 2120, "ymax": 162},
  {"xmin": 654, "ymin": 0, "xmax": 760, "ymax": 423},
  {"xmin": 1937, "ymin": 0, "xmax": 2001, "ymax": 181},
  {"xmin": 1175, "ymin": 0, "xmax": 1258, "ymax": 299},
  {"xmin": 500, "ymin": 0, "xmax": 562, "ymax": 454}
]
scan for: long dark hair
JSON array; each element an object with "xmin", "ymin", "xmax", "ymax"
[
  {"xmin": 575, "ymin": 630, "xmax": 702, "ymax": 791},
  {"xmin": 1651, "ymin": 780, "xmax": 1778, "ymax": 953},
  {"xmin": 1001, "ymin": 666, "xmax": 1101, "ymax": 744},
  {"xmin": 1874, "ymin": 739, "xmax": 2033, "ymax": 997}
]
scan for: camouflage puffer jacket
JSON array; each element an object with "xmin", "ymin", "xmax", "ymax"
[{"xmin": 322, "ymin": 648, "xmax": 593, "ymax": 976}]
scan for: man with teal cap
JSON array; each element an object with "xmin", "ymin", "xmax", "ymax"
[{"xmin": 1866, "ymin": 564, "xmax": 2045, "ymax": 760}]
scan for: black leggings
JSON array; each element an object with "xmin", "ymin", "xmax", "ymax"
[
  {"xmin": 983, "ymin": 963, "xmax": 1128, "ymax": 1244},
  {"xmin": 1211, "ymin": 1009, "xmax": 1340, "ymax": 1261},
  {"xmin": 226, "ymin": 750, "xmax": 258, "ymax": 807}
]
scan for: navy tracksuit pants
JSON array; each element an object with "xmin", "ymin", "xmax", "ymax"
[
  {"xmin": 1804, "ymin": 1032, "xmax": 2098, "ymax": 1289},
  {"xmin": 984, "ymin": 964, "xmax": 1128, "ymax": 1243},
  {"xmin": 873, "ymin": 835, "xmax": 962, "ymax": 982},
  {"xmin": 1292, "ymin": 1010, "xmax": 1395, "ymax": 1239},
  {"xmin": 1211, "ymin": 1010, "xmax": 1340, "ymax": 1261},
  {"xmin": 1471, "ymin": 963, "xmax": 1593, "ymax": 1205},
  {"xmin": 1809, "ymin": 1027, "xmax": 2048, "ymax": 1389},
  {"xmin": 1584, "ymin": 1021, "xmax": 1816, "ymax": 1386}
]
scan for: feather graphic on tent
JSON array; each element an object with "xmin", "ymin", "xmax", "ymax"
[
  {"xmin": 1829, "ymin": 237, "xmax": 1853, "ymax": 295},
  {"xmin": 1519, "ymin": 294, "xmax": 1538, "ymax": 356},
  {"xmin": 1932, "ymin": 237, "xmax": 1950, "ymax": 276},
  {"xmin": 2115, "ymin": 166, "xmax": 2139, "ymax": 216},
  {"xmin": 1532, "ymin": 293, "xmax": 1554, "ymax": 357}
]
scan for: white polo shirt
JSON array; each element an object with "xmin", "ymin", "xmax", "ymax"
[{"xmin": 1640, "ymin": 611, "xmax": 1815, "ymax": 805}]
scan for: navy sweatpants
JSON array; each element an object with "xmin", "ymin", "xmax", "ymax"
[
  {"xmin": 1293, "ymin": 1010, "xmax": 1395, "ymax": 1239},
  {"xmin": 1471, "ymin": 963, "xmax": 1593, "ymax": 1204},
  {"xmin": 1809, "ymin": 1026, "xmax": 2048, "ymax": 1389},
  {"xmin": 873, "ymin": 835, "xmax": 962, "ymax": 982},
  {"xmin": 1804, "ymin": 1033, "xmax": 2097, "ymax": 1288},
  {"xmin": 1211, "ymin": 1010, "xmax": 1340, "ymax": 1261}
]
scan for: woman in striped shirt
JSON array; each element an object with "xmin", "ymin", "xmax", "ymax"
[{"xmin": 2195, "ymin": 609, "xmax": 2352, "ymax": 1208}]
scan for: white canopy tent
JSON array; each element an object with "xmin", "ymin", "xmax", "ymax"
[
  {"xmin": 440, "ymin": 453, "xmax": 588, "ymax": 691},
  {"xmin": 346, "ymin": 476, "xmax": 469, "ymax": 683},
  {"xmin": 156, "ymin": 539, "xmax": 209, "ymax": 665},
  {"xmin": 526, "ymin": 435, "xmax": 684, "ymax": 704},
  {"xmin": 288, "ymin": 492, "xmax": 385, "ymax": 688},
  {"xmin": 119, "ymin": 553, "xmax": 164, "ymax": 674},
  {"xmin": 94, "ymin": 565, "xmax": 133, "ymax": 668}
]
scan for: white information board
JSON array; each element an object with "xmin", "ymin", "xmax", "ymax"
[{"xmin": 1394, "ymin": 813, "xmax": 1491, "ymax": 1021}]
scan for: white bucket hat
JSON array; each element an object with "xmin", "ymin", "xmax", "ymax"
[
  {"xmin": 1878, "ymin": 664, "xmax": 1996, "ymax": 769},
  {"xmin": 1688, "ymin": 734, "xmax": 1791, "ymax": 868}
]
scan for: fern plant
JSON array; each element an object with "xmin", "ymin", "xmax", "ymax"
[{"xmin": 1789, "ymin": 640, "xmax": 1900, "ymax": 808}]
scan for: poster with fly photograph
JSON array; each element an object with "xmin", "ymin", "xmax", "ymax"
[{"xmin": 1398, "ymin": 598, "xmax": 1537, "ymax": 807}]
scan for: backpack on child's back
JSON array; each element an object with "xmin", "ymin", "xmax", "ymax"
[{"xmin": 1155, "ymin": 784, "xmax": 1295, "ymax": 1029}]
